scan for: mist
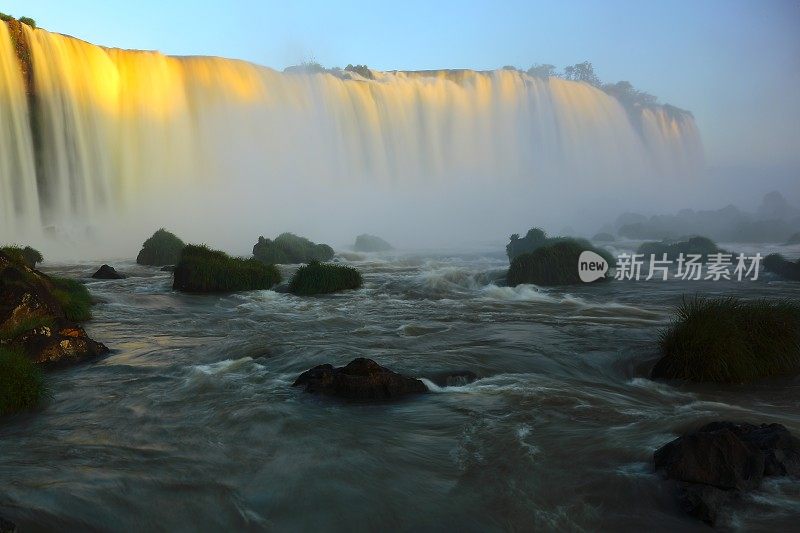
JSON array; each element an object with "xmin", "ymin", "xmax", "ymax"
[{"xmin": 0, "ymin": 25, "xmax": 720, "ymax": 260}]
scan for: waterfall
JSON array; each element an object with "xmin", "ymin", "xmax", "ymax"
[
  {"xmin": 0, "ymin": 23, "xmax": 703, "ymax": 249},
  {"xmin": 0, "ymin": 22, "xmax": 39, "ymax": 235}
]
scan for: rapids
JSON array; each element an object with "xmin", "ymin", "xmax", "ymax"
[{"xmin": 0, "ymin": 247, "xmax": 798, "ymax": 531}]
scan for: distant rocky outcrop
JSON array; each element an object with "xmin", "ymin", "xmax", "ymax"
[
  {"xmin": 353, "ymin": 234, "xmax": 393, "ymax": 252},
  {"xmin": 763, "ymin": 253, "xmax": 800, "ymax": 281},
  {"xmin": 91, "ymin": 264, "xmax": 125, "ymax": 280},
  {"xmin": 654, "ymin": 421, "xmax": 800, "ymax": 525},
  {"xmin": 507, "ymin": 237, "xmax": 613, "ymax": 286},
  {"xmin": 614, "ymin": 192, "xmax": 800, "ymax": 243},
  {"xmin": 293, "ymin": 358, "xmax": 428, "ymax": 400},
  {"xmin": 636, "ymin": 236, "xmax": 725, "ymax": 261},
  {"xmin": 253, "ymin": 233, "xmax": 334, "ymax": 265},
  {"xmin": 136, "ymin": 229, "xmax": 186, "ymax": 267}
]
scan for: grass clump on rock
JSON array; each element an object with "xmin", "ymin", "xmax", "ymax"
[
  {"xmin": 763, "ymin": 253, "xmax": 800, "ymax": 281},
  {"xmin": 637, "ymin": 236, "xmax": 724, "ymax": 261},
  {"xmin": 173, "ymin": 245, "xmax": 281, "ymax": 293},
  {"xmin": 136, "ymin": 229, "xmax": 186, "ymax": 266},
  {"xmin": 0, "ymin": 346, "xmax": 47, "ymax": 416},
  {"xmin": 652, "ymin": 296, "xmax": 800, "ymax": 383},
  {"xmin": 507, "ymin": 239, "xmax": 613, "ymax": 286},
  {"xmin": 253, "ymin": 233, "xmax": 334, "ymax": 264},
  {"xmin": 0, "ymin": 245, "xmax": 43, "ymax": 268},
  {"xmin": 51, "ymin": 277, "xmax": 92, "ymax": 322},
  {"xmin": 289, "ymin": 261, "xmax": 363, "ymax": 295}
]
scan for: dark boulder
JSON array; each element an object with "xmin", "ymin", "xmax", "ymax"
[
  {"xmin": 0, "ymin": 515, "xmax": 16, "ymax": 533},
  {"xmin": 12, "ymin": 324, "xmax": 108, "ymax": 366},
  {"xmin": 654, "ymin": 421, "xmax": 800, "ymax": 525},
  {"xmin": 91, "ymin": 264, "xmax": 125, "ymax": 280},
  {"xmin": 428, "ymin": 370, "xmax": 478, "ymax": 387},
  {"xmin": 293, "ymin": 358, "xmax": 428, "ymax": 400},
  {"xmin": 160, "ymin": 265, "xmax": 175, "ymax": 272}
]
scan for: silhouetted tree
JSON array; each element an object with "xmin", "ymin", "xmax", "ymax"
[
  {"xmin": 563, "ymin": 61, "xmax": 600, "ymax": 86},
  {"xmin": 602, "ymin": 80, "xmax": 657, "ymax": 106},
  {"xmin": 527, "ymin": 64, "xmax": 557, "ymax": 78}
]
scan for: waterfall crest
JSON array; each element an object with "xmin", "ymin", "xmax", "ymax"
[{"xmin": 0, "ymin": 24, "xmax": 703, "ymax": 245}]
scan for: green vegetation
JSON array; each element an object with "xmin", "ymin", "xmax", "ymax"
[
  {"xmin": 353, "ymin": 234, "xmax": 393, "ymax": 252},
  {"xmin": 653, "ymin": 296, "xmax": 800, "ymax": 383},
  {"xmin": 0, "ymin": 13, "xmax": 12, "ymax": 22},
  {"xmin": 0, "ymin": 315, "xmax": 54, "ymax": 341},
  {"xmin": 345, "ymin": 64, "xmax": 374, "ymax": 79},
  {"xmin": 763, "ymin": 253, "xmax": 800, "ymax": 281},
  {"xmin": 253, "ymin": 233, "xmax": 334, "ymax": 265},
  {"xmin": 19, "ymin": 16, "xmax": 35, "ymax": 28},
  {"xmin": 507, "ymin": 239, "xmax": 613, "ymax": 286},
  {"xmin": 51, "ymin": 277, "xmax": 92, "ymax": 322},
  {"xmin": 506, "ymin": 227, "xmax": 548, "ymax": 261},
  {"xmin": 637, "ymin": 236, "xmax": 724, "ymax": 261},
  {"xmin": 0, "ymin": 346, "xmax": 47, "ymax": 416},
  {"xmin": 0, "ymin": 245, "xmax": 43, "ymax": 268},
  {"xmin": 136, "ymin": 228, "xmax": 186, "ymax": 266},
  {"xmin": 506, "ymin": 227, "xmax": 607, "ymax": 263},
  {"xmin": 289, "ymin": 261, "xmax": 363, "ymax": 295},
  {"xmin": 173, "ymin": 245, "xmax": 281, "ymax": 293}
]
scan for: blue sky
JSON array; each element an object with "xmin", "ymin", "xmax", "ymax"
[{"xmin": 4, "ymin": 0, "xmax": 800, "ymax": 176}]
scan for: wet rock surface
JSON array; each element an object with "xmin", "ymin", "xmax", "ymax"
[
  {"xmin": 1, "ymin": 251, "xmax": 108, "ymax": 365},
  {"xmin": 654, "ymin": 421, "xmax": 800, "ymax": 525},
  {"xmin": 91, "ymin": 264, "xmax": 126, "ymax": 279},
  {"xmin": 293, "ymin": 358, "xmax": 428, "ymax": 400}
]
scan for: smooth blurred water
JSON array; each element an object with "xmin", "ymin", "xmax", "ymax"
[{"xmin": 0, "ymin": 247, "xmax": 798, "ymax": 532}]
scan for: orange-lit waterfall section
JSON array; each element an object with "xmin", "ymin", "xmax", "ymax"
[
  {"xmin": 1, "ymin": 23, "xmax": 704, "ymax": 237},
  {"xmin": 0, "ymin": 22, "xmax": 39, "ymax": 233}
]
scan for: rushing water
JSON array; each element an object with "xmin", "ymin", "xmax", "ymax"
[{"xmin": 1, "ymin": 245, "xmax": 798, "ymax": 531}]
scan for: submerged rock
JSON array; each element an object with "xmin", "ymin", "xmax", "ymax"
[
  {"xmin": 293, "ymin": 358, "xmax": 428, "ymax": 400},
  {"xmin": 160, "ymin": 265, "xmax": 175, "ymax": 272},
  {"xmin": 427, "ymin": 370, "xmax": 478, "ymax": 387},
  {"xmin": 92, "ymin": 264, "xmax": 125, "ymax": 279},
  {"xmin": 654, "ymin": 421, "xmax": 800, "ymax": 525}
]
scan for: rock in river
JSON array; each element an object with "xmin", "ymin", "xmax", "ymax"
[
  {"xmin": 293, "ymin": 358, "xmax": 428, "ymax": 400},
  {"xmin": 91, "ymin": 264, "xmax": 126, "ymax": 279},
  {"xmin": 653, "ymin": 421, "xmax": 800, "ymax": 525}
]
